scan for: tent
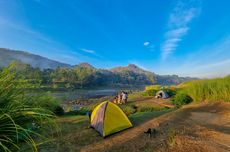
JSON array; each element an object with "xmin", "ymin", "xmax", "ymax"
[
  {"xmin": 155, "ymin": 90, "xmax": 169, "ymax": 99},
  {"xmin": 90, "ymin": 101, "xmax": 132, "ymax": 137}
]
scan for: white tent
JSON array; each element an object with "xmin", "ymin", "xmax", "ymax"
[{"xmin": 155, "ymin": 90, "xmax": 169, "ymax": 99}]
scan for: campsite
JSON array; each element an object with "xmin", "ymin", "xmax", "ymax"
[
  {"xmin": 1, "ymin": 0, "xmax": 230, "ymax": 152},
  {"xmin": 14, "ymin": 81, "xmax": 229, "ymax": 152}
]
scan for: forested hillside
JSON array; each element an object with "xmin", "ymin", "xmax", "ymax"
[
  {"xmin": 0, "ymin": 48, "xmax": 197, "ymax": 88},
  {"xmin": 0, "ymin": 61, "xmax": 196, "ymax": 89}
]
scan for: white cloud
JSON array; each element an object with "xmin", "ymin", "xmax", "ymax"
[
  {"xmin": 161, "ymin": 0, "xmax": 201, "ymax": 60},
  {"xmin": 144, "ymin": 41, "xmax": 150, "ymax": 46},
  {"xmin": 80, "ymin": 48, "xmax": 96, "ymax": 54},
  {"xmin": 165, "ymin": 36, "xmax": 230, "ymax": 78}
]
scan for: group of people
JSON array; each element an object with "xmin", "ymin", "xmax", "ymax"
[{"xmin": 113, "ymin": 91, "xmax": 128, "ymax": 104}]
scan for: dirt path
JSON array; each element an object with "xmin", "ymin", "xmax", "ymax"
[{"xmin": 81, "ymin": 102, "xmax": 230, "ymax": 152}]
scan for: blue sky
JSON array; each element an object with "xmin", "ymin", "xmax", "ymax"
[{"xmin": 0, "ymin": 0, "xmax": 230, "ymax": 78}]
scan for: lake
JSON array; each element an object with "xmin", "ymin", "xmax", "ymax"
[{"xmin": 50, "ymin": 86, "xmax": 145, "ymax": 102}]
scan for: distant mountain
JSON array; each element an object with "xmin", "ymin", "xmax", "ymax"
[
  {"xmin": 111, "ymin": 64, "xmax": 154, "ymax": 74},
  {"xmin": 0, "ymin": 48, "xmax": 71, "ymax": 69},
  {"xmin": 155, "ymin": 75, "xmax": 198, "ymax": 85},
  {"xmin": 110, "ymin": 64, "xmax": 156, "ymax": 85},
  {"xmin": 110, "ymin": 64, "xmax": 196, "ymax": 85},
  {"xmin": 0, "ymin": 48, "xmax": 197, "ymax": 86},
  {"xmin": 77, "ymin": 62, "xmax": 95, "ymax": 69}
]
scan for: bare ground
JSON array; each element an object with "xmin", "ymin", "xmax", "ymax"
[{"xmin": 81, "ymin": 102, "xmax": 230, "ymax": 152}]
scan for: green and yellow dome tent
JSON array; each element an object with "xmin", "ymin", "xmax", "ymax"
[{"xmin": 90, "ymin": 101, "xmax": 132, "ymax": 137}]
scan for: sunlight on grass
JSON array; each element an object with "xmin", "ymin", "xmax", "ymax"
[{"xmin": 178, "ymin": 76, "xmax": 230, "ymax": 102}]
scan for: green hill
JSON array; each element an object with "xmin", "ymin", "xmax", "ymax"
[
  {"xmin": 0, "ymin": 48, "xmax": 197, "ymax": 87},
  {"xmin": 0, "ymin": 48, "xmax": 71, "ymax": 69}
]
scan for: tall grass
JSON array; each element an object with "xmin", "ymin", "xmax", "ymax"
[
  {"xmin": 0, "ymin": 64, "xmax": 58, "ymax": 152},
  {"xmin": 182, "ymin": 76, "xmax": 230, "ymax": 102},
  {"xmin": 145, "ymin": 85, "xmax": 162, "ymax": 91}
]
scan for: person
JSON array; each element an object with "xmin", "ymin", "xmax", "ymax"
[
  {"xmin": 125, "ymin": 92, "xmax": 128, "ymax": 103},
  {"xmin": 121, "ymin": 91, "xmax": 126, "ymax": 103},
  {"xmin": 86, "ymin": 111, "xmax": 92, "ymax": 129},
  {"xmin": 86, "ymin": 111, "xmax": 91, "ymax": 120},
  {"xmin": 113, "ymin": 96, "xmax": 118, "ymax": 104},
  {"xmin": 117, "ymin": 92, "xmax": 122, "ymax": 104},
  {"xmin": 121, "ymin": 91, "xmax": 126, "ymax": 104}
]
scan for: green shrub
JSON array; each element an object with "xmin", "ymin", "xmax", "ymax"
[
  {"xmin": 27, "ymin": 92, "xmax": 60, "ymax": 114},
  {"xmin": 172, "ymin": 92, "xmax": 193, "ymax": 106},
  {"xmin": 164, "ymin": 88, "xmax": 177, "ymax": 97},
  {"xmin": 54, "ymin": 106, "xmax": 65, "ymax": 115},
  {"xmin": 0, "ymin": 64, "xmax": 57, "ymax": 152},
  {"xmin": 142, "ymin": 89, "xmax": 158, "ymax": 96},
  {"xmin": 120, "ymin": 105, "xmax": 136, "ymax": 116}
]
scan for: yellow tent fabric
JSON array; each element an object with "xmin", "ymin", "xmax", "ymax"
[{"xmin": 90, "ymin": 101, "xmax": 132, "ymax": 137}]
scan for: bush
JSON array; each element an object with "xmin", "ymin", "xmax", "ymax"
[
  {"xmin": 172, "ymin": 92, "xmax": 193, "ymax": 106},
  {"xmin": 142, "ymin": 89, "xmax": 158, "ymax": 96},
  {"xmin": 27, "ymin": 92, "xmax": 60, "ymax": 114},
  {"xmin": 0, "ymin": 64, "xmax": 57, "ymax": 152},
  {"xmin": 54, "ymin": 106, "xmax": 65, "ymax": 115},
  {"xmin": 164, "ymin": 88, "xmax": 177, "ymax": 97},
  {"xmin": 120, "ymin": 105, "xmax": 136, "ymax": 116}
]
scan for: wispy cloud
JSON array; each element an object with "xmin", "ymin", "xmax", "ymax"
[
  {"xmin": 143, "ymin": 41, "xmax": 155, "ymax": 52},
  {"xmin": 0, "ymin": 17, "xmax": 59, "ymax": 45},
  {"xmin": 79, "ymin": 48, "xmax": 104, "ymax": 59},
  {"xmin": 160, "ymin": 36, "xmax": 230, "ymax": 78},
  {"xmin": 144, "ymin": 41, "xmax": 150, "ymax": 46},
  {"xmin": 80, "ymin": 48, "xmax": 96, "ymax": 54},
  {"xmin": 161, "ymin": 0, "xmax": 201, "ymax": 60}
]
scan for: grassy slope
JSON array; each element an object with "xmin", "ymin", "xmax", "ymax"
[
  {"xmin": 83, "ymin": 102, "xmax": 230, "ymax": 152},
  {"xmin": 178, "ymin": 76, "xmax": 230, "ymax": 102},
  {"xmin": 37, "ymin": 108, "xmax": 172, "ymax": 151}
]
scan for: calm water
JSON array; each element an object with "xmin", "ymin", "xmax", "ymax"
[{"xmin": 51, "ymin": 86, "xmax": 144, "ymax": 102}]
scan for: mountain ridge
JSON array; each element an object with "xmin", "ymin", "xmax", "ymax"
[
  {"xmin": 0, "ymin": 48, "xmax": 71, "ymax": 69},
  {"xmin": 0, "ymin": 48, "xmax": 197, "ymax": 85}
]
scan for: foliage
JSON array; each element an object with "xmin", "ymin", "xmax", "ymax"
[
  {"xmin": 26, "ymin": 92, "xmax": 61, "ymax": 115},
  {"xmin": 2, "ymin": 61, "xmax": 196, "ymax": 90},
  {"xmin": 142, "ymin": 89, "xmax": 158, "ymax": 96},
  {"xmin": 120, "ymin": 105, "xmax": 137, "ymax": 116},
  {"xmin": 128, "ymin": 91, "xmax": 147, "ymax": 101},
  {"xmin": 179, "ymin": 76, "xmax": 230, "ymax": 102},
  {"xmin": 143, "ymin": 85, "xmax": 163, "ymax": 97},
  {"xmin": 172, "ymin": 92, "xmax": 193, "ymax": 106},
  {"xmin": 54, "ymin": 106, "xmax": 65, "ymax": 116},
  {"xmin": 0, "ymin": 63, "xmax": 58, "ymax": 152},
  {"xmin": 145, "ymin": 85, "xmax": 161, "ymax": 91},
  {"xmin": 164, "ymin": 88, "xmax": 177, "ymax": 97}
]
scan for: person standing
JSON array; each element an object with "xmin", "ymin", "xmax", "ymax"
[
  {"xmin": 125, "ymin": 92, "xmax": 128, "ymax": 103},
  {"xmin": 122, "ymin": 91, "xmax": 126, "ymax": 104},
  {"xmin": 118, "ymin": 92, "xmax": 122, "ymax": 104}
]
